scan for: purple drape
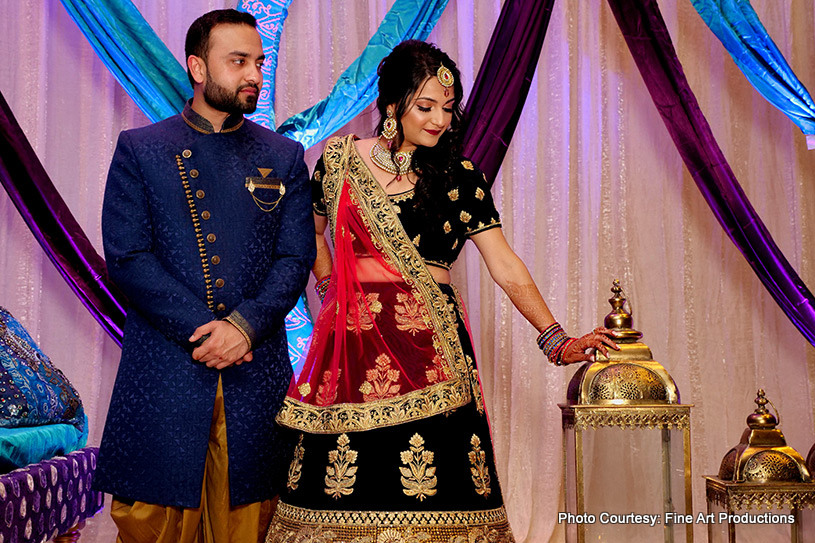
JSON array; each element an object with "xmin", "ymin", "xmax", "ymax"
[
  {"xmin": 462, "ymin": 0, "xmax": 555, "ymax": 185},
  {"xmin": 0, "ymin": 91, "xmax": 125, "ymax": 344},
  {"xmin": 606, "ymin": 0, "xmax": 815, "ymax": 347}
]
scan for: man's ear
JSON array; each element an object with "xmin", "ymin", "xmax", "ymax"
[{"xmin": 188, "ymin": 55, "xmax": 206, "ymax": 85}]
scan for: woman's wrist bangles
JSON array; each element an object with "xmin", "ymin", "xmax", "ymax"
[
  {"xmin": 314, "ymin": 276, "xmax": 331, "ymax": 302},
  {"xmin": 537, "ymin": 322, "xmax": 576, "ymax": 366}
]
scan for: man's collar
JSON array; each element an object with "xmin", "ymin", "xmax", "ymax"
[{"xmin": 181, "ymin": 100, "xmax": 244, "ymax": 134}]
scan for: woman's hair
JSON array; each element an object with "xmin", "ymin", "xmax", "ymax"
[{"xmin": 376, "ymin": 40, "xmax": 466, "ymax": 220}]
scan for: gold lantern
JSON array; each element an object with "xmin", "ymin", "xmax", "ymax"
[
  {"xmin": 705, "ymin": 390, "xmax": 815, "ymax": 542},
  {"xmin": 559, "ymin": 280, "xmax": 693, "ymax": 543}
]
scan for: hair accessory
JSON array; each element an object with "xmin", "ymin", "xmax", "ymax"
[
  {"xmin": 314, "ymin": 275, "xmax": 331, "ymax": 303},
  {"xmin": 437, "ymin": 64, "xmax": 454, "ymax": 96},
  {"xmin": 370, "ymin": 139, "xmax": 413, "ymax": 180},
  {"xmin": 537, "ymin": 322, "xmax": 574, "ymax": 366},
  {"xmin": 382, "ymin": 109, "xmax": 398, "ymax": 141}
]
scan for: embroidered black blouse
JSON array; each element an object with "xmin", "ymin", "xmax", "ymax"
[{"xmin": 312, "ymin": 155, "xmax": 501, "ymax": 270}]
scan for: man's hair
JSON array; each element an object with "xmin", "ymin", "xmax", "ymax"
[{"xmin": 185, "ymin": 9, "xmax": 257, "ymax": 86}]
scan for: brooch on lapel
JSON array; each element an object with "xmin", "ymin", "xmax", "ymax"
[{"xmin": 245, "ymin": 168, "xmax": 285, "ymax": 212}]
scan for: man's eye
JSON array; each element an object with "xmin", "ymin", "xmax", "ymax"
[{"xmin": 233, "ymin": 59, "xmax": 245, "ymax": 65}]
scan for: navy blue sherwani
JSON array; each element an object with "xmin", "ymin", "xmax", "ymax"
[{"xmin": 95, "ymin": 102, "xmax": 316, "ymax": 507}]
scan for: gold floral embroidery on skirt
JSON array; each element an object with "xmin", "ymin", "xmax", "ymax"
[
  {"xmin": 316, "ymin": 369, "xmax": 340, "ymax": 406},
  {"xmin": 425, "ymin": 354, "xmax": 451, "ymax": 384},
  {"xmin": 287, "ymin": 434, "xmax": 305, "ymax": 491},
  {"xmin": 468, "ymin": 434, "xmax": 491, "ymax": 498},
  {"xmin": 324, "ymin": 434, "xmax": 358, "ymax": 499},
  {"xmin": 394, "ymin": 292, "xmax": 429, "ymax": 336},
  {"xmin": 359, "ymin": 354, "xmax": 401, "ymax": 401},
  {"xmin": 347, "ymin": 292, "xmax": 383, "ymax": 333},
  {"xmin": 400, "ymin": 434, "xmax": 437, "ymax": 501}
]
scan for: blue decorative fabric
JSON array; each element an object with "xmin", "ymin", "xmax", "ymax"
[
  {"xmin": 239, "ymin": 0, "xmax": 295, "ymax": 129},
  {"xmin": 690, "ymin": 0, "xmax": 815, "ymax": 143},
  {"xmin": 0, "ymin": 420, "xmax": 87, "ymax": 473},
  {"xmin": 275, "ymin": 0, "xmax": 450, "ymax": 148},
  {"xmin": 58, "ymin": 0, "xmax": 191, "ymax": 123},
  {"xmin": 0, "ymin": 307, "xmax": 85, "ymax": 432}
]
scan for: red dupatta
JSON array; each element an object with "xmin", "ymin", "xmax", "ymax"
[{"xmin": 277, "ymin": 135, "xmax": 479, "ymax": 434}]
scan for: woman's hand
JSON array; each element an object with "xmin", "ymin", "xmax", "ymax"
[{"xmin": 560, "ymin": 327, "xmax": 620, "ymax": 365}]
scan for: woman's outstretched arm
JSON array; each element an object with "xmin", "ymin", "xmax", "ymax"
[{"xmin": 470, "ymin": 227, "xmax": 617, "ymax": 365}]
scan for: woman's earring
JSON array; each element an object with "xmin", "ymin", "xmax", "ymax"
[{"xmin": 382, "ymin": 110, "xmax": 398, "ymax": 141}]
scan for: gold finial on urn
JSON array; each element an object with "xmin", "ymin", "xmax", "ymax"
[
  {"xmin": 718, "ymin": 389, "xmax": 811, "ymax": 482},
  {"xmin": 567, "ymin": 280, "xmax": 679, "ymax": 405}
]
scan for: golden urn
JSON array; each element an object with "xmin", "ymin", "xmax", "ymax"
[
  {"xmin": 718, "ymin": 389, "xmax": 811, "ymax": 483},
  {"xmin": 566, "ymin": 280, "xmax": 679, "ymax": 405}
]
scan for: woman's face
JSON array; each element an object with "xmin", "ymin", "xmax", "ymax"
[{"xmin": 395, "ymin": 76, "xmax": 455, "ymax": 151}]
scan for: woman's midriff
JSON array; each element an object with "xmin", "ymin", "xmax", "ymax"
[{"xmin": 353, "ymin": 258, "xmax": 451, "ymax": 284}]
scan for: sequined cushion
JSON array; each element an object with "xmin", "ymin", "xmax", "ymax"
[{"xmin": 0, "ymin": 306, "xmax": 84, "ymax": 431}]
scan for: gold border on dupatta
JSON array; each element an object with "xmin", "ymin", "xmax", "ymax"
[{"xmin": 276, "ymin": 136, "xmax": 474, "ymax": 434}]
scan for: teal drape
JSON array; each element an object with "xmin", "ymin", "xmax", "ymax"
[
  {"xmin": 275, "ymin": 0, "xmax": 449, "ymax": 148},
  {"xmin": 690, "ymin": 0, "xmax": 815, "ymax": 146},
  {"xmin": 58, "ymin": 0, "xmax": 191, "ymax": 123}
]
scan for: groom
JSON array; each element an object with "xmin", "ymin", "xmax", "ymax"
[{"xmin": 95, "ymin": 9, "xmax": 315, "ymax": 542}]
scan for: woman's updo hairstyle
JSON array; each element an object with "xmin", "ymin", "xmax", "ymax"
[{"xmin": 376, "ymin": 40, "xmax": 466, "ymax": 219}]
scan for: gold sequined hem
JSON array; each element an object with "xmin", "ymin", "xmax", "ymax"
[
  {"xmin": 276, "ymin": 377, "xmax": 471, "ymax": 434},
  {"xmin": 266, "ymin": 502, "xmax": 515, "ymax": 543}
]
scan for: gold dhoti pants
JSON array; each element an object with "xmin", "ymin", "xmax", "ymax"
[{"xmin": 111, "ymin": 377, "xmax": 274, "ymax": 543}]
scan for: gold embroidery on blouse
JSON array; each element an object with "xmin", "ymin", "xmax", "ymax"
[
  {"xmin": 359, "ymin": 354, "xmax": 401, "ymax": 401},
  {"xmin": 412, "ymin": 234, "xmax": 421, "ymax": 247},
  {"xmin": 462, "ymin": 160, "xmax": 474, "ymax": 170},
  {"xmin": 314, "ymin": 170, "xmax": 321, "ymax": 182},
  {"xmin": 393, "ymin": 204, "xmax": 401, "ymax": 214},
  {"xmin": 460, "ymin": 211, "xmax": 472, "ymax": 223},
  {"xmin": 346, "ymin": 292, "xmax": 382, "ymax": 334},
  {"xmin": 298, "ymin": 383, "xmax": 311, "ymax": 397},
  {"xmin": 452, "ymin": 239, "xmax": 459, "ymax": 250},
  {"xmin": 475, "ymin": 187, "xmax": 485, "ymax": 200},
  {"xmin": 389, "ymin": 189, "xmax": 415, "ymax": 203},
  {"xmin": 287, "ymin": 434, "xmax": 305, "ymax": 491},
  {"xmin": 400, "ymin": 434, "xmax": 437, "ymax": 501},
  {"xmin": 394, "ymin": 292, "xmax": 429, "ymax": 336},
  {"xmin": 448, "ymin": 189, "xmax": 459, "ymax": 201},
  {"xmin": 469, "ymin": 434, "xmax": 492, "ymax": 498},
  {"xmin": 467, "ymin": 217, "xmax": 501, "ymax": 236},
  {"xmin": 324, "ymin": 434, "xmax": 357, "ymax": 499},
  {"xmin": 443, "ymin": 221, "xmax": 452, "ymax": 234}
]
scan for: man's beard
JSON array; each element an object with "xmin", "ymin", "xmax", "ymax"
[{"xmin": 203, "ymin": 72, "xmax": 259, "ymax": 115}]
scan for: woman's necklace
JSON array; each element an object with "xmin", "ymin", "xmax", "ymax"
[{"xmin": 369, "ymin": 139, "xmax": 414, "ymax": 180}]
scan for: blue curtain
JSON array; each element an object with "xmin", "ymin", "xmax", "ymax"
[
  {"xmin": 690, "ymin": 0, "xmax": 815, "ymax": 146},
  {"xmin": 58, "ymin": 0, "xmax": 191, "ymax": 123},
  {"xmin": 276, "ymin": 0, "xmax": 449, "ymax": 148}
]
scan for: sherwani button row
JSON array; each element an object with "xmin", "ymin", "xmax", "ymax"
[
  {"xmin": 211, "ymin": 255, "xmax": 220, "ymax": 265},
  {"xmin": 202, "ymin": 211, "xmax": 211, "ymax": 220},
  {"xmin": 190, "ymin": 169, "xmax": 199, "ymax": 178},
  {"xmin": 216, "ymin": 303, "xmax": 226, "ymax": 312},
  {"xmin": 215, "ymin": 279, "xmax": 225, "ymax": 288},
  {"xmin": 196, "ymin": 190, "xmax": 205, "ymax": 199},
  {"xmin": 207, "ymin": 234, "xmax": 216, "ymax": 243},
  {"xmin": 182, "ymin": 149, "xmax": 192, "ymax": 158}
]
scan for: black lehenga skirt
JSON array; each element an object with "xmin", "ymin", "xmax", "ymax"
[{"xmin": 267, "ymin": 284, "xmax": 515, "ymax": 543}]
